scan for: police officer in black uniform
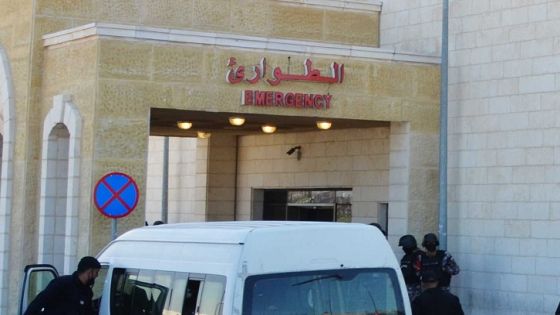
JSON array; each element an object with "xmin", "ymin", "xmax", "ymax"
[
  {"xmin": 398, "ymin": 234, "xmax": 422, "ymax": 301},
  {"xmin": 412, "ymin": 270, "xmax": 464, "ymax": 315},
  {"xmin": 418, "ymin": 233, "xmax": 460, "ymax": 291},
  {"xmin": 24, "ymin": 256, "xmax": 101, "ymax": 315}
]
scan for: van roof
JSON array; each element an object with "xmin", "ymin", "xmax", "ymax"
[
  {"xmin": 101, "ymin": 221, "xmax": 396, "ymax": 278},
  {"xmin": 117, "ymin": 221, "xmax": 376, "ymax": 244}
]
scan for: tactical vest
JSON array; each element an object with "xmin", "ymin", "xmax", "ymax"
[{"xmin": 420, "ymin": 250, "xmax": 452, "ymax": 287}]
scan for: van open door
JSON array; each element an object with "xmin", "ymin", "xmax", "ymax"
[{"xmin": 19, "ymin": 264, "xmax": 59, "ymax": 315}]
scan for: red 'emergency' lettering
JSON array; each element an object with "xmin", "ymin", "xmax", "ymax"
[{"xmin": 241, "ymin": 90, "xmax": 332, "ymax": 110}]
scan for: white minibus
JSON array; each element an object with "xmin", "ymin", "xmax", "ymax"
[{"xmin": 20, "ymin": 221, "xmax": 410, "ymax": 314}]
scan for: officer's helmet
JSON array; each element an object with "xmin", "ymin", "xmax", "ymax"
[
  {"xmin": 398, "ymin": 234, "xmax": 417, "ymax": 249},
  {"xmin": 421, "ymin": 233, "xmax": 439, "ymax": 247}
]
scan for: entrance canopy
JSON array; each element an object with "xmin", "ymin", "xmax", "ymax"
[{"xmin": 150, "ymin": 108, "xmax": 390, "ymax": 137}]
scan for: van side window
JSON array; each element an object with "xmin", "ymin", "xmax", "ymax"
[
  {"xmin": 198, "ymin": 275, "xmax": 226, "ymax": 315},
  {"xmin": 167, "ymin": 272, "xmax": 188, "ymax": 314},
  {"xmin": 109, "ymin": 268, "xmax": 225, "ymax": 315},
  {"xmin": 111, "ymin": 268, "xmax": 139, "ymax": 315}
]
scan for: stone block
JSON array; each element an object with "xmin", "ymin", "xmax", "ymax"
[
  {"xmin": 43, "ymin": 41, "xmax": 98, "ymax": 90},
  {"xmin": 535, "ymin": 257, "xmax": 560, "ymax": 276},
  {"xmin": 97, "ymin": 80, "xmax": 171, "ymax": 118},
  {"xmin": 369, "ymin": 63, "xmax": 414, "ymax": 97},
  {"xmin": 230, "ymin": 0, "xmax": 272, "ymax": 35},
  {"xmin": 519, "ymin": 74, "xmax": 556, "ymax": 94},
  {"xmin": 327, "ymin": 60, "xmax": 371, "ymax": 95},
  {"xmin": 153, "ymin": 44, "xmax": 204, "ymax": 82},
  {"xmin": 269, "ymin": 4, "xmax": 323, "ymax": 41},
  {"xmin": 415, "ymin": 65, "xmax": 440, "ymax": 101},
  {"xmin": 139, "ymin": 0, "xmax": 193, "ymax": 28},
  {"xmin": 94, "ymin": 118, "xmax": 149, "ymax": 159},
  {"xmin": 96, "ymin": 0, "xmax": 140, "ymax": 24},
  {"xmin": 99, "ymin": 40, "xmax": 153, "ymax": 80},
  {"xmin": 36, "ymin": 0, "xmax": 96, "ymax": 19},
  {"xmin": 324, "ymin": 10, "xmax": 379, "ymax": 46},
  {"xmin": 192, "ymin": 0, "xmax": 231, "ymax": 31}
]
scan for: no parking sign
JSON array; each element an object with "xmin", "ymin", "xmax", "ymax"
[
  {"xmin": 94, "ymin": 172, "xmax": 139, "ymax": 218},
  {"xmin": 94, "ymin": 172, "xmax": 139, "ymax": 239}
]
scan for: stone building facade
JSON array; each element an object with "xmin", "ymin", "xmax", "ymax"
[
  {"xmin": 0, "ymin": 1, "xmax": 441, "ymax": 314},
  {"xmin": 382, "ymin": 0, "xmax": 560, "ymax": 314}
]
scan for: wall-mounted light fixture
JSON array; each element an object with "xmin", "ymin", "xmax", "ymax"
[
  {"xmin": 316, "ymin": 121, "xmax": 332, "ymax": 130},
  {"xmin": 197, "ymin": 131, "xmax": 211, "ymax": 139},
  {"xmin": 228, "ymin": 116, "xmax": 245, "ymax": 126},
  {"xmin": 261, "ymin": 124, "xmax": 277, "ymax": 134},
  {"xmin": 177, "ymin": 121, "xmax": 193, "ymax": 130}
]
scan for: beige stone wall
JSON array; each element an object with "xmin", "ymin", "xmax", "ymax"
[
  {"xmin": 0, "ymin": 2, "xmax": 36, "ymax": 314},
  {"xmin": 94, "ymin": 38, "xmax": 439, "ymax": 127},
  {"xmin": 0, "ymin": 1, "xmax": 33, "ymax": 231},
  {"xmin": 237, "ymin": 127, "xmax": 391, "ymax": 223},
  {"xmin": 34, "ymin": 0, "xmax": 379, "ymax": 47},
  {"xmin": 40, "ymin": 38, "xmax": 99, "ymax": 257}
]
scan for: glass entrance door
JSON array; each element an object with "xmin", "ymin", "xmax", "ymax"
[{"xmin": 259, "ymin": 189, "xmax": 352, "ymax": 222}]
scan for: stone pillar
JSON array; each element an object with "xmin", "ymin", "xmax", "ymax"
[
  {"xmin": 89, "ymin": 82, "xmax": 153, "ymax": 254},
  {"xmin": 389, "ymin": 122, "xmax": 412, "ymax": 245},
  {"xmin": 389, "ymin": 122, "xmax": 439, "ymax": 246},
  {"xmin": 196, "ymin": 134, "xmax": 237, "ymax": 221}
]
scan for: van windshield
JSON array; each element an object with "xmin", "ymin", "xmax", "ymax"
[{"xmin": 243, "ymin": 268, "xmax": 405, "ymax": 315}]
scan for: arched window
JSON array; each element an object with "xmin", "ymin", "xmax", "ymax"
[
  {"xmin": 38, "ymin": 95, "xmax": 82, "ymax": 274},
  {"xmin": 39, "ymin": 124, "xmax": 70, "ymax": 271}
]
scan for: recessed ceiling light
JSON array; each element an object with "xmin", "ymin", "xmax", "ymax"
[
  {"xmin": 261, "ymin": 125, "xmax": 277, "ymax": 134},
  {"xmin": 228, "ymin": 116, "xmax": 246, "ymax": 126},
  {"xmin": 316, "ymin": 121, "xmax": 332, "ymax": 130},
  {"xmin": 177, "ymin": 121, "xmax": 193, "ymax": 130}
]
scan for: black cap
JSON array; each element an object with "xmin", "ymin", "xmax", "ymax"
[
  {"xmin": 420, "ymin": 270, "xmax": 439, "ymax": 283},
  {"xmin": 77, "ymin": 256, "xmax": 101, "ymax": 273}
]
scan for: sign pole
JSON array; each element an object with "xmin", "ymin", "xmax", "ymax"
[{"xmin": 111, "ymin": 219, "xmax": 117, "ymax": 240}]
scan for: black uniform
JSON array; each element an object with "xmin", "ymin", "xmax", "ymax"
[
  {"xmin": 24, "ymin": 272, "xmax": 94, "ymax": 315},
  {"xmin": 401, "ymin": 249, "xmax": 421, "ymax": 284},
  {"xmin": 412, "ymin": 287, "xmax": 464, "ymax": 315},
  {"xmin": 400, "ymin": 249, "xmax": 422, "ymax": 300}
]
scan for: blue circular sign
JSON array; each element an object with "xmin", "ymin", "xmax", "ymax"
[{"xmin": 94, "ymin": 172, "xmax": 139, "ymax": 219}]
